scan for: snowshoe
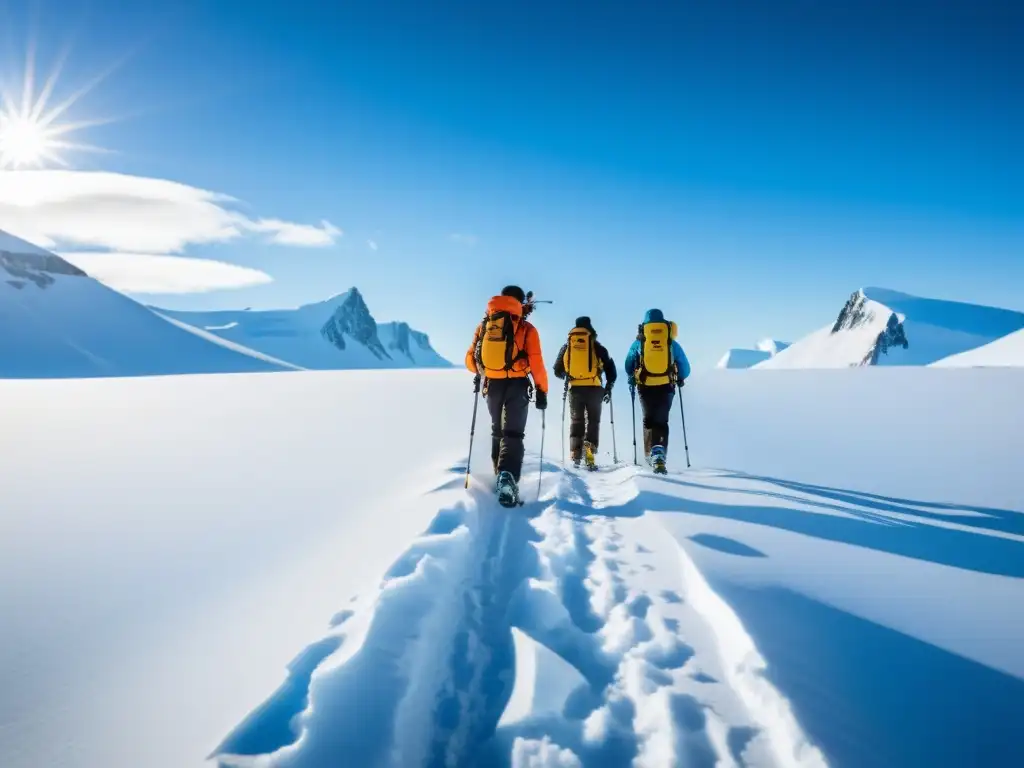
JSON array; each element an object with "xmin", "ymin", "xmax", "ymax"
[
  {"xmin": 651, "ymin": 446, "xmax": 667, "ymax": 475},
  {"xmin": 496, "ymin": 471, "xmax": 523, "ymax": 507},
  {"xmin": 584, "ymin": 442, "xmax": 597, "ymax": 472}
]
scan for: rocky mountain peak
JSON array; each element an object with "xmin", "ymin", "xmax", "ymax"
[{"xmin": 320, "ymin": 287, "xmax": 390, "ymax": 360}]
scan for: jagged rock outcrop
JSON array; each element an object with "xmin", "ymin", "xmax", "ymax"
[
  {"xmin": 832, "ymin": 290, "xmax": 909, "ymax": 365},
  {"xmin": 1, "ymin": 248, "xmax": 87, "ymax": 288},
  {"xmin": 320, "ymin": 288, "xmax": 391, "ymax": 360}
]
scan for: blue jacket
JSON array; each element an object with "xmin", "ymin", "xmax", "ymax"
[{"xmin": 624, "ymin": 309, "xmax": 691, "ymax": 387}]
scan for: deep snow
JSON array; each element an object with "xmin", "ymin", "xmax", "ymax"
[{"xmin": 1, "ymin": 367, "xmax": 1022, "ymax": 768}]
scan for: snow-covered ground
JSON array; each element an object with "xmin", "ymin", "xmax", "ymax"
[{"xmin": 2, "ymin": 368, "xmax": 1022, "ymax": 767}]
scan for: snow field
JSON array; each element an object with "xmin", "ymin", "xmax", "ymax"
[{"xmin": 3, "ymin": 366, "xmax": 1021, "ymax": 768}]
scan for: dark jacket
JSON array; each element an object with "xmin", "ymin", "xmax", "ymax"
[{"xmin": 554, "ymin": 335, "xmax": 618, "ymax": 387}]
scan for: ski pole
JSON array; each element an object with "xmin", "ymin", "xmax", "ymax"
[
  {"xmin": 540, "ymin": 405, "xmax": 548, "ymax": 501},
  {"xmin": 631, "ymin": 387, "xmax": 638, "ymax": 465},
  {"xmin": 609, "ymin": 394, "xmax": 619, "ymax": 464},
  {"xmin": 677, "ymin": 388, "xmax": 691, "ymax": 469},
  {"xmin": 465, "ymin": 375, "xmax": 481, "ymax": 489},
  {"xmin": 560, "ymin": 378, "xmax": 568, "ymax": 467}
]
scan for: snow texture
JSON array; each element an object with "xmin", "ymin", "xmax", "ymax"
[
  {"xmin": 3, "ymin": 366, "xmax": 1021, "ymax": 768},
  {"xmin": 758, "ymin": 287, "xmax": 1024, "ymax": 369},
  {"xmin": 155, "ymin": 288, "xmax": 451, "ymax": 370}
]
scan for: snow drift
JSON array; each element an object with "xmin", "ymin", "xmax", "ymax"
[
  {"xmin": 931, "ymin": 328, "xmax": 1024, "ymax": 368},
  {"xmin": 2, "ymin": 365, "xmax": 1021, "ymax": 768},
  {"xmin": 155, "ymin": 289, "xmax": 451, "ymax": 370},
  {"xmin": 758, "ymin": 288, "xmax": 1024, "ymax": 368},
  {"xmin": 0, "ymin": 229, "xmax": 295, "ymax": 378}
]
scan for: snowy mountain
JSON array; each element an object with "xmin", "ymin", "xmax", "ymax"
[
  {"xmin": 3, "ymin": 367, "xmax": 1021, "ymax": 768},
  {"xmin": 0, "ymin": 229, "xmax": 297, "ymax": 378},
  {"xmin": 757, "ymin": 287, "xmax": 1024, "ymax": 368},
  {"xmin": 717, "ymin": 338, "xmax": 791, "ymax": 369},
  {"xmin": 156, "ymin": 288, "xmax": 451, "ymax": 370},
  {"xmin": 932, "ymin": 328, "xmax": 1024, "ymax": 368}
]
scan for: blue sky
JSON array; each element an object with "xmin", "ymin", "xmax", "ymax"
[{"xmin": 1, "ymin": 0, "xmax": 1020, "ymax": 369}]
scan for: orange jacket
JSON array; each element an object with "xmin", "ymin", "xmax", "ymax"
[{"xmin": 465, "ymin": 295, "xmax": 549, "ymax": 393}]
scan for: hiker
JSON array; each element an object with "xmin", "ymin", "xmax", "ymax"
[
  {"xmin": 624, "ymin": 308, "xmax": 691, "ymax": 474},
  {"xmin": 465, "ymin": 285, "xmax": 549, "ymax": 506},
  {"xmin": 553, "ymin": 316, "xmax": 617, "ymax": 470}
]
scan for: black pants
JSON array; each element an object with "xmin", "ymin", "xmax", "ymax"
[
  {"xmin": 638, "ymin": 384, "xmax": 675, "ymax": 456},
  {"xmin": 568, "ymin": 385, "xmax": 603, "ymax": 457},
  {"xmin": 486, "ymin": 378, "xmax": 530, "ymax": 482}
]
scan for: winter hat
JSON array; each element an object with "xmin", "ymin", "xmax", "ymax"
[
  {"xmin": 575, "ymin": 316, "xmax": 594, "ymax": 331},
  {"xmin": 644, "ymin": 308, "xmax": 665, "ymax": 323},
  {"xmin": 501, "ymin": 285, "xmax": 526, "ymax": 303}
]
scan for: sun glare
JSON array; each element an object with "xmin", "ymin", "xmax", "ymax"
[
  {"xmin": 0, "ymin": 111, "xmax": 54, "ymax": 168},
  {"xmin": 0, "ymin": 39, "xmax": 113, "ymax": 169}
]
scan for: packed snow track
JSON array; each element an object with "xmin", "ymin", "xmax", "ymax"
[{"xmin": 212, "ymin": 458, "xmax": 824, "ymax": 768}]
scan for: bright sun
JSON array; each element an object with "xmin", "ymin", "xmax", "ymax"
[
  {"xmin": 0, "ymin": 112, "xmax": 54, "ymax": 168},
  {"xmin": 0, "ymin": 41, "xmax": 112, "ymax": 169}
]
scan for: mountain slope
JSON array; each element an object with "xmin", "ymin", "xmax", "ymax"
[
  {"xmin": 156, "ymin": 289, "xmax": 450, "ymax": 370},
  {"xmin": 2, "ymin": 368, "xmax": 1021, "ymax": 768},
  {"xmin": 758, "ymin": 288, "xmax": 1024, "ymax": 369},
  {"xmin": 0, "ymin": 230, "xmax": 294, "ymax": 378},
  {"xmin": 932, "ymin": 328, "xmax": 1024, "ymax": 368}
]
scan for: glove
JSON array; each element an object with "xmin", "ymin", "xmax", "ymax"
[
  {"xmin": 473, "ymin": 374, "xmax": 482, "ymax": 393},
  {"xmin": 603, "ymin": 383, "xmax": 613, "ymax": 403},
  {"xmin": 535, "ymin": 389, "xmax": 548, "ymax": 410},
  {"xmin": 678, "ymin": 377, "xmax": 685, "ymax": 389}
]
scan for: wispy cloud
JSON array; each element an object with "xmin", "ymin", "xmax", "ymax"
[
  {"xmin": 59, "ymin": 252, "xmax": 273, "ymax": 294},
  {"xmin": 0, "ymin": 170, "xmax": 342, "ymax": 253},
  {"xmin": 367, "ymin": 239, "xmax": 378, "ymax": 251},
  {"xmin": 247, "ymin": 218, "xmax": 341, "ymax": 247},
  {"xmin": 449, "ymin": 232, "xmax": 478, "ymax": 247}
]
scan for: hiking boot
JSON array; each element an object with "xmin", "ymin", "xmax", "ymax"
[
  {"xmin": 651, "ymin": 446, "xmax": 667, "ymax": 475},
  {"xmin": 584, "ymin": 442, "xmax": 597, "ymax": 471},
  {"xmin": 496, "ymin": 471, "xmax": 521, "ymax": 507}
]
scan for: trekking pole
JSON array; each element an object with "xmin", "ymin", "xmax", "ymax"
[
  {"xmin": 609, "ymin": 395, "xmax": 619, "ymax": 464},
  {"xmin": 537, "ymin": 409, "xmax": 546, "ymax": 500},
  {"xmin": 631, "ymin": 387, "xmax": 638, "ymax": 465},
  {"xmin": 560, "ymin": 379, "xmax": 568, "ymax": 467},
  {"xmin": 465, "ymin": 375, "xmax": 481, "ymax": 489},
  {"xmin": 677, "ymin": 388, "xmax": 691, "ymax": 469}
]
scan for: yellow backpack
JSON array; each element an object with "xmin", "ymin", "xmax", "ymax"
[
  {"xmin": 635, "ymin": 320, "xmax": 678, "ymax": 386},
  {"xmin": 564, "ymin": 327, "xmax": 602, "ymax": 385},
  {"xmin": 476, "ymin": 308, "xmax": 523, "ymax": 375}
]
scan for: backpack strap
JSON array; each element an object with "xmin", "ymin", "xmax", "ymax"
[
  {"xmin": 636, "ymin": 322, "xmax": 647, "ymax": 385},
  {"xmin": 473, "ymin": 313, "xmax": 488, "ymax": 373}
]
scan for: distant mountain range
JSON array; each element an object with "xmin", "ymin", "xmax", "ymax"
[
  {"xmin": 0, "ymin": 229, "xmax": 450, "ymax": 378},
  {"xmin": 154, "ymin": 288, "xmax": 450, "ymax": 370},
  {"xmin": 734, "ymin": 288, "xmax": 1024, "ymax": 370}
]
